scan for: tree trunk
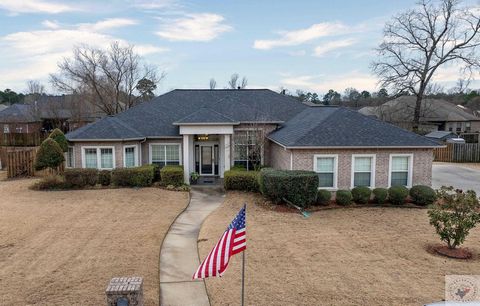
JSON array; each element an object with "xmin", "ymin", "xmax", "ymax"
[{"xmin": 412, "ymin": 94, "xmax": 423, "ymax": 132}]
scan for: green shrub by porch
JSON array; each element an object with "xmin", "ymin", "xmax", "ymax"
[
  {"xmin": 224, "ymin": 170, "xmax": 259, "ymax": 192},
  {"xmin": 316, "ymin": 189, "xmax": 332, "ymax": 206},
  {"xmin": 35, "ymin": 138, "xmax": 65, "ymax": 171},
  {"xmin": 112, "ymin": 165, "xmax": 155, "ymax": 187},
  {"xmin": 98, "ymin": 170, "xmax": 112, "ymax": 186},
  {"xmin": 160, "ymin": 165, "xmax": 184, "ymax": 187},
  {"xmin": 336, "ymin": 190, "xmax": 352, "ymax": 206},
  {"xmin": 64, "ymin": 168, "xmax": 98, "ymax": 188},
  {"xmin": 48, "ymin": 128, "xmax": 68, "ymax": 152},
  {"xmin": 261, "ymin": 169, "xmax": 318, "ymax": 208},
  {"xmin": 410, "ymin": 185, "xmax": 436, "ymax": 206},
  {"xmin": 373, "ymin": 188, "xmax": 388, "ymax": 204},
  {"xmin": 351, "ymin": 186, "xmax": 371, "ymax": 204},
  {"xmin": 389, "ymin": 186, "xmax": 409, "ymax": 205}
]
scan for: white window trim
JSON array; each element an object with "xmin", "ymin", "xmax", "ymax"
[
  {"xmin": 313, "ymin": 154, "xmax": 338, "ymax": 190},
  {"xmin": 148, "ymin": 143, "xmax": 182, "ymax": 165},
  {"xmin": 388, "ymin": 153, "xmax": 414, "ymax": 188},
  {"xmin": 123, "ymin": 144, "xmax": 139, "ymax": 168},
  {"xmin": 66, "ymin": 146, "xmax": 75, "ymax": 168},
  {"xmin": 81, "ymin": 146, "xmax": 116, "ymax": 170},
  {"xmin": 351, "ymin": 154, "xmax": 376, "ymax": 188}
]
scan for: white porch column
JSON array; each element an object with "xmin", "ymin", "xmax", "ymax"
[
  {"xmin": 183, "ymin": 134, "xmax": 190, "ymax": 184},
  {"xmin": 224, "ymin": 134, "xmax": 231, "ymax": 173}
]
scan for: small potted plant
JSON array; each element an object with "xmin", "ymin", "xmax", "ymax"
[{"xmin": 190, "ymin": 172, "xmax": 200, "ymax": 184}]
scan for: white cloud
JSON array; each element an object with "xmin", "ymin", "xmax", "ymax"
[
  {"xmin": 78, "ymin": 18, "xmax": 138, "ymax": 32},
  {"xmin": 41, "ymin": 20, "xmax": 60, "ymax": 29},
  {"xmin": 0, "ymin": 19, "xmax": 167, "ymax": 91},
  {"xmin": 155, "ymin": 13, "xmax": 232, "ymax": 41},
  {"xmin": 313, "ymin": 38, "xmax": 356, "ymax": 57},
  {"xmin": 253, "ymin": 22, "xmax": 349, "ymax": 50},
  {"xmin": 0, "ymin": 0, "xmax": 77, "ymax": 14},
  {"xmin": 280, "ymin": 72, "xmax": 379, "ymax": 93},
  {"xmin": 132, "ymin": 0, "xmax": 176, "ymax": 9}
]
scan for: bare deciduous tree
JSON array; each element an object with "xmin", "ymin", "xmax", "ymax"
[
  {"xmin": 228, "ymin": 73, "xmax": 248, "ymax": 89},
  {"xmin": 209, "ymin": 78, "xmax": 217, "ymax": 89},
  {"xmin": 372, "ymin": 0, "xmax": 480, "ymax": 131},
  {"xmin": 50, "ymin": 42, "xmax": 164, "ymax": 115}
]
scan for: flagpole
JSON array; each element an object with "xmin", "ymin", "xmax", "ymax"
[{"xmin": 241, "ymin": 250, "xmax": 245, "ymax": 306}]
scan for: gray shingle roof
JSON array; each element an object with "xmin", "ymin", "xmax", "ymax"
[
  {"xmin": 66, "ymin": 116, "xmax": 144, "ymax": 140},
  {"xmin": 268, "ymin": 106, "xmax": 441, "ymax": 147},
  {"xmin": 173, "ymin": 107, "xmax": 239, "ymax": 125},
  {"xmin": 0, "ymin": 104, "xmax": 38, "ymax": 123},
  {"xmin": 68, "ymin": 89, "xmax": 306, "ymax": 140}
]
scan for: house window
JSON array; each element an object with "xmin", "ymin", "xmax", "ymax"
[
  {"xmin": 233, "ymin": 130, "xmax": 262, "ymax": 170},
  {"xmin": 456, "ymin": 122, "xmax": 462, "ymax": 132},
  {"xmin": 466, "ymin": 122, "xmax": 471, "ymax": 132},
  {"xmin": 82, "ymin": 147, "xmax": 115, "ymax": 169},
  {"xmin": 314, "ymin": 155, "xmax": 338, "ymax": 189},
  {"xmin": 15, "ymin": 127, "xmax": 23, "ymax": 133},
  {"xmin": 124, "ymin": 145, "xmax": 138, "ymax": 168},
  {"xmin": 352, "ymin": 155, "xmax": 375, "ymax": 188},
  {"xmin": 66, "ymin": 147, "xmax": 74, "ymax": 168},
  {"xmin": 150, "ymin": 144, "xmax": 180, "ymax": 167},
  {"xmin": 390, "ymin": 154, "xmax": 413, "ymax": 187},
  {"xmin": 3, "ymin": 124, "xmax": 9, "ymax": 133}
]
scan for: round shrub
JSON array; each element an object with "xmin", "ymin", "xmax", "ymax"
[
  {"xmin": 316, "ymin": 189, "xmax": 332, "ymax": 206},
  {"xmin": 64, "ymin": 168, "xmax": 98, "ymax": 188},
  {"xmin": 48, "ymin": 128, "xmax": 68, "ymax": 152},
  {"xmin": 351, "ymin": 186, "xmax": 371, "ymax": 204},
  {"xmin": 372, "ymin": 188, "xmax": 388, "ymax": 204},
  {"xmin": 336, "ymin": 190, "xmax": 352, "ymax": 206},
  {"xmin": 35, "ymin": 138, "xmax": 65, "ymax": 171},
  {"xmin": 388, "ymin": 186, "xmax": 409, "ymax": 205},
  {"xmin": 98, "ymin": 170, "xmax": 111, "ymax": 186},
  {"xmin": 410, "ymin": 185, "xmax": 436, "ymax": 206},
  {"xmin": 224, "ymin": 170, "xmax": 259, "ymax": 192}
]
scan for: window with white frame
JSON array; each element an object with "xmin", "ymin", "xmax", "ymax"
[
  {"xmin": 150, "ymin": 144, "xmax": 180, "ymax": 167},
  {"xmin": 314, "ymin": 155, "xmax": 337, "ymax": 189},
  {"xmin": 233, "ymin": 130, "xmax": 262, "ymax": 170},
  {"xmin": 82, "ymin": 147, "xmax": 115, "ymax": 169},
  {"xmin": 390, "ymin": 155, "xmax": 412, "ymax": 187},
  {"xmin": 352, "ymin": 155, "xmax": 375, "ymax": 187},
  {"xmin": 124, "ymin": 145, "xmax": 137, "ymax": 168},
  {"xmin": 3, "ymin": 124, "xmax": 9, "ymax": 133},
  {"xmin": 66, "ymin": 147, "xmax": 74, "ymax": 168}
]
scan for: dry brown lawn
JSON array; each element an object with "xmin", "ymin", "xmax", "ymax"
[
  {"xmin": 0, "ymin": 174, "xmax": 188, "ymax": 306},
  {"xmin": 198, "ymin": 192, "xmax": 480, "ymax": 306}
]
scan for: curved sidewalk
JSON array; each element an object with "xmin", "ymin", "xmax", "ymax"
[{"xmin": 159, "ymin": 186, "xmax": 224, "ymax": 306}]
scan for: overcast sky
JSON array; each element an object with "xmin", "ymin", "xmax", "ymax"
[{"xmin": 0, "ymin": 0, "xmax": 478, "ymax": 95}]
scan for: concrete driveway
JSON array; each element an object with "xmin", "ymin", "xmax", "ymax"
[{"xmin": 432, "ymin": 163, "xmax": 480, "ymax": 194}]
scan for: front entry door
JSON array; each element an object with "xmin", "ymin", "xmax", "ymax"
[{"xmin": 200, "ymin": 145, "xmax": 214, "ymax": 175}]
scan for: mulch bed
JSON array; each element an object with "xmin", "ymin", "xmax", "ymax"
[{"xmin": 426, "ymin": 244, "xmax": 473, "ymax": 260}]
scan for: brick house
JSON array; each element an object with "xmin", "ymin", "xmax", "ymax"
[{"xmin": 66, "ymin": 89, "xmax": 440, "ymax": 189}]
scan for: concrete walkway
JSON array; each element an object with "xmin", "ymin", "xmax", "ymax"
[{"xmin": 159, "ymin": 186, "xmax": 224, "ymax": 306}]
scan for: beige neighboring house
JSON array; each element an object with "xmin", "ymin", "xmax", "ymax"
[
  {"xmin": 66, "ymin": 89, "xmax": 440, "ymax": 190},
  {"xmin": 359, "ymin": 96, "xmax": 480, "ymax": 134}
]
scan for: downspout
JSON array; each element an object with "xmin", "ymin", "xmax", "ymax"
[{"xmin": 139, "ymin": 137, "xmax": 147, "ymax": 165}]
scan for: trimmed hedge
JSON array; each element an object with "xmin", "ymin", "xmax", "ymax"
[
  {"xmin": 373, "ymin": 188, "xmax": 388, "ymax": 204},
  {"xmin": 336, "ymin": 190, "xmax": 352, "ymax": 206},
  {"xmin": 316, "ymin": 189, "xmax": 332, "ymax": 206},
  {"xmin": 257, "ymin": 167, "xmax": 274, "ymax": 195},
  {"xmin": 160, "ymin": 165, "xmax": 184, "ymax": 187},
  {"xmin": 261, "ymin": 169, "xmax": 319, "ymax": 208},
  {"xmin": 351, "ymin": 186, "xmax": 371, "ymax": 204},
  {"xmin": 35, "ymin": 138, "xmax": 65, "ymax": 171},
  {"xmin": 112, "ymin": 165, "xmax": 155, "ymax": 187},
  {"xmin": 389, "ymin": 185, "xmax": 409, "ymax": 205},
  {"xmin": 31, "ymin": 175, "xmax": 67, "ymax": 190},
  {"xmin": 64, "ymin": 168, "xmax": 98, "ymax": 188},
  {"xmin": 98, "ymin": 170, "xmax": 112, "ymax": 186},
  {"xmin": 410, "ymin": 185, "xmax": 436, "ymax": 206},
  {"xmin": 224, "ymin": 170, "xmax": 259, "ymax": 192}
]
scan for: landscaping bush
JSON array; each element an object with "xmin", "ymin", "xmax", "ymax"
[
  {"xmin": 231, "ymin": 164, "xmax": 247, "ymax": 171},
  {"xmin": 48, "ymin": 128, "xmax": 68, "ymax": 152},
  {"xmin": 224, "ymin": 170, "xmax": 259, "ymax": 192},
  {"xmin": 98, "ymin": 170, "xmax": 112, "ymax": 186},
  {"xmin": 316, "ymin": 189, "xmax": 332, "ymax": 206},
  {"xmin": 261, "ymin": 169, "xmax": 318, "ymax": 208},
  {"xmin": 351, "ymin": 186, "xmax": 371, "ymax": 204},
  {"xmin": 35, "ymin": 138, "xmax": 65, "ymax": 171},
  {"xmin": 410, "ymin": 185, "xmax": 437, "ymax": 206},
  {"xmin": 428, "ymin": 186, "xmax": 480, "ymax": 249},
  {"xmin": 64, "ymin": 168, "xmax": 98, "ymax": 188},
  {"xmin": 336, "ymin": 190, "xmax": 352, "ymax": 206},
  {"xmin": 112, "ymin": 165, "xmax": 155, "ymax": 187},
  {"xmin": 160, "ymin": 165, "xmax": 184, "ymax": 187},
  {"xmin": 373, "ymin": 188, "xmax": 388, "ymax": 204},
  {"xmin": 31, "ymin": 175, "xmax": 67, "ymax": 190},
  {"xmin": 152, "ymin": 164, "xmax": 161, "ymax": 182},
  {"xmin": 388, "ymin": 186, "xmax": 409, "ymax": 205},
  {"xmin": 257, "ymin": 167, "xmax": 274, "ymax": 194}
]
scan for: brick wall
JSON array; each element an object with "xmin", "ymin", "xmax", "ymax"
[{"xmin": 269, "ymin": 145, "xmax": 434, "ymax": 188}]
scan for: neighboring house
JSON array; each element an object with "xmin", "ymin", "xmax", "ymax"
[
  {"xmin": 66, "ymin": 89, "xmax": 440, "ymax": 189},
  {"xmin": 425, "ymin": 131, "xmax": 459, "ymax": 144},
  {"xmin": 359, "ymin": 96, "xmax": 480, "ymax": 134}
]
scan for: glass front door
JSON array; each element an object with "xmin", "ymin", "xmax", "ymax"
[{"xmin": 200, "ymin": 145, "xmax": 214, "ymax": 175}]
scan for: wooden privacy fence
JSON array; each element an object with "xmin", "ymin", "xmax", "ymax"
[
  {"xmin": 0, "ymin": 132, "xmax": 48, "ymax": 147},
  {"xmin": 434, "ymin": 143, "xmax": 480, "ymax": 162},
  {"xmin": 7, "ymin": 148, "xmax": 38, "ymax": 178}
]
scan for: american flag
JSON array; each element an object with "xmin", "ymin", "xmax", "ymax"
[{"xmin": 193, "ymin": 204, "xmax": 246, "ymax": 279}]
